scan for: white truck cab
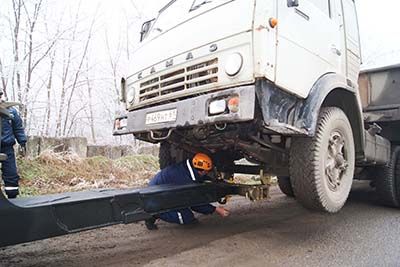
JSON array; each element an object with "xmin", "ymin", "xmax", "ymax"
[{"xmin": 115, "ymin": 0, "xmax": 390, "ymax": 213}]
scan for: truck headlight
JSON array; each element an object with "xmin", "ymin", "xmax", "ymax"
[
  {"xmin": 209, "ymin": 99, "xmax": 226, "ymax": 115},
  {"xmin": 127, "ymin": 87, "xmax": 136, "ymax": 104},
  {"xmin": 224, "ymin": 53, "xmax": 243, "ymax": 77}
]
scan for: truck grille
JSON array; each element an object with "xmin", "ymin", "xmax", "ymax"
[{"xmin": 139, "ymin": 58, "xmax": 218, "ymax": 102}]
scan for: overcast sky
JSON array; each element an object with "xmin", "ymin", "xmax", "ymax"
[
  {"xmin": 2, "ymin": 0, "xmax": 400, "ymax": 73},
  {"xmin": 356, "ymin": 0, "xmax": 400, "ymax": 68}
]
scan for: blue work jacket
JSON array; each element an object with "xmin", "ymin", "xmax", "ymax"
[
  {"xmin": 149, "ymin": 159, "xmax": 216, "ymax": 214},
  {"xmin": 1, "ymin": 108, "xmax": 27, "ymax": 147}
]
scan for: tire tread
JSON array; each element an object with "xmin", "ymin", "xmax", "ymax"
[
  {"xmin": 290, "ymin": 107, "xmax": 354, "ymax": 213},
  {"xmin": 376, "ymin": 146, "xmax": 400, "ymax": 207}
]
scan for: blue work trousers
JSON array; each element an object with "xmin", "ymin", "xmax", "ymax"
[
  {"xmin": 1, "ymin": 145, "xmax": 20, "ymax": 198},
  {"xmin": 158, "ymin": 205, "xmax": 213, "ymax": 225}
]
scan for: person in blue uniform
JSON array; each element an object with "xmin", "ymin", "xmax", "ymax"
[
  {"xmin": 0, "ymin": 91, "xmax": 27, "ymax": 199},
  {"xmin": 145, "ymin": 153, "xmax": 229, "ymax": 230}
]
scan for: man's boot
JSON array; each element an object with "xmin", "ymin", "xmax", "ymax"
[
  {"xmin": 5, "ymin": 182, "xmax": 19, "ymax": 199},
  {"xmin": 145, "ymin": 216, "xmax": 158, "ymax": 230}
]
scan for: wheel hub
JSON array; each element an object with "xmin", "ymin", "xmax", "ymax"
[{"xmin": 326, "ymin": 131, "xmax": 348, "ymax": 191}]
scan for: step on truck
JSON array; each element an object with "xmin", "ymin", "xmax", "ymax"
[{"xmin": 114, "ymin": 0, "xmax": 397, "ymax": 213}]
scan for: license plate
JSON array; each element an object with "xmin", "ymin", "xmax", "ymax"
[{"xmin": 145, "ymin": 109, "xmax": 177, "ymax": 125}]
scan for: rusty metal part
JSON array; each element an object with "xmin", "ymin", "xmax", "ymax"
[
  {"xmin": 236, "ymin": 169, "xmax": 272, "ymax": 202},
  {"xmin": 238, "ymin": 185, "xmax": 270, "ymax": 202}
]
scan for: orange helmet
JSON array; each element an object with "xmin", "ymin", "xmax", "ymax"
[{"xmin": 192, "ymin": 153, "xmax": 213, "ymax": 171}]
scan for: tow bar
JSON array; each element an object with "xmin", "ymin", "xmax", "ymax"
[{"xmin": 0, "ymin": 177, "xmax": 271, "ymax": 247}]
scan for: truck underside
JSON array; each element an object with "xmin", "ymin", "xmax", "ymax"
[
  {"xmin": 128, "ymin": 76, "xmax": 388, "ymax": 178},
  {"xmin": 132, "ymin": 81, "xmax": 290, "ymax": 177}
]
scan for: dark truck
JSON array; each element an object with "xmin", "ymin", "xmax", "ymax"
[{"xmin": 358, "ymin": 64, "xmax": 400, "ymax": 206}]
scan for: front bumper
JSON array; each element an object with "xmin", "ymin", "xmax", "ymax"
[{"xmin": 114, "ymin": 85, "xmax": 255, "ymax": 135}]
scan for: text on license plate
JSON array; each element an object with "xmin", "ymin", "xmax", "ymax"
[{"xmin": 145, "ymin": 109, "xmax": 177, "ymax": 125}]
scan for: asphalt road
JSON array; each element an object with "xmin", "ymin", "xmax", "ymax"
[{"xmin": 1, "ymin": 181, "xmax": 400, "ymax": 267}]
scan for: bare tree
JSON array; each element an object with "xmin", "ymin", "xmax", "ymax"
[
  {"xmin": 0, "ymin": 57, "xmax": 8, "ymax": 96},
  {"xmin": 85, "ymin": 57, "xmax": 96, "ymax": 143},
  {"xmin": 1, "ymin": 0, "xmax": 145, "ymax": 143},
  {"xmin": 10, "ymin": 0, "xmax": 23, "ymax": 102},
  {"xmin": 22, "ymin": 0, "xmax": 62, "ymax": 124},
  {"xmin": 55, "ymin": 4, "xmax": 80, "ymax": 137},
  {"xmin": 6, "ymin": 0, "xmax": 67, "ymax": 136},
  {"xmin": 62, "ymin": 14, "xmax": 96, "ymax": 136},
  {"xmin": 66, "ymin": 105, "xmax": 86, "ymax": 137},
  {"xmin": 42, "ymin": 48, "xmax": 55, "ymax": 136},
  {"xmin": 105, "ymin": 29, "xmax": 123, "ymax": 100}
]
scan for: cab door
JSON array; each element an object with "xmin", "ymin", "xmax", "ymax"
[
  {"xmin": 275, "ymin": 0, "xmax": 343, "ymax": 98},
  {"xmin": 330, "ymin": 0, "xmax": 347, "ymax": 77},
  {"xmin": 341, "ymin": 0, "xmax": 362, "ymax": 84}
]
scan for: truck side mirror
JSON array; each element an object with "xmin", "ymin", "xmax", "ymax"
[
  {"xmin": 287, "ymin": 0, "xmax": 299, "ymax": 7},
  {"xmin": 120, "ymin": 78, "xmax": 126, "ymax": 103},
  {"xmin": 140, "ymin": 19, "xmax": 155, "ymax": 42}
]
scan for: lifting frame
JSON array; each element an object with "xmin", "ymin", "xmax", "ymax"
[{"xmin": 0, "ymin": 181, "xmax": 268, "ymax": 247}]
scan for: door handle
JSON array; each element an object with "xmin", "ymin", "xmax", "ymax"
[
  {"xmin": 331, "ymin": 45, "xmax": 342, "ymax": 56},
  {"xmin": 295, "ymin": 8, "xmax": 310, "ymax": 21}
]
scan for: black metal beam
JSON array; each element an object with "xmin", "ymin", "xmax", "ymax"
[{"xmin": 0, "ymin": 182, "xmax": 240, "ymax": 247}]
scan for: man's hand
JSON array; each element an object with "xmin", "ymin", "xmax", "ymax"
[
  {"xmin": 215, "ymin": 206, "xmax": 230, "ymax": 217},
  {"xmin": 20, "ymin": 144, "xmax": 27, "ymax": 157}
]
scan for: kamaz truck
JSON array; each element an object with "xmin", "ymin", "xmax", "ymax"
[
  {"xmin": 2, "ymin": 0, "xmax": 400, "ymax": 248},
  {"xmin": 114, "ymin": 0, "xmax": 395, "ymax": 213}
]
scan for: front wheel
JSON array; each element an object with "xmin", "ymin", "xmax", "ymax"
[{"xmin": 290, "ymin": 107, "xmax": 355, "ymax": 213}]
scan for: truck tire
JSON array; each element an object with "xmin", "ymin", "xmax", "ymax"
[
  {"xmin": 159, "ymin": 142, "xmax": 174, "ymax": 169},
  {"xmin": 277, "ymin": 176, "xmax": 294, "ymax": 197},
  {"xmin": 290, "ymin": 107, "xmax": 355, "ymax": 213},
  {"xmin": 375, "ymin": 147, "xmax": 400, "ymax": 208}
]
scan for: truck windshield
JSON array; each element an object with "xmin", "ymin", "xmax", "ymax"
[{"xmin": 148, "ymin": 0, "xmax": 233, "ymax": 38}]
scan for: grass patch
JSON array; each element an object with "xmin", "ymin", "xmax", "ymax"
[{"xmin": 17, "ymin": 151, "xmax": 159, "ymax": 196}]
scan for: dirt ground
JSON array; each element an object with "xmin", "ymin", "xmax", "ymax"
[{"xmin": 2, "ymin": 183, "xmax": 400, "ymax": 267}]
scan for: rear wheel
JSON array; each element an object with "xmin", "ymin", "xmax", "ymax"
[
  {"xmin": 375, "ymin": 146, "xmax": 400, "ymax": 207},
  {"xmin": 290, "ymin": 107, "xmax": 355, "ymax": 213},
  {"xmin": 277, "ymin": 176, "xmax": 294, "ymax": 197}
]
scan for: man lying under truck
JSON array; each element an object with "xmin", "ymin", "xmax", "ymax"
[{"xmin": 145, "ymin": 153, "xmax": 230, "ymax": 230}]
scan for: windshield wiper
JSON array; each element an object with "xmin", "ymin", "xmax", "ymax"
[
  {"xmin": 190, "ymin": 0, "xmax": 212, "ymax": 12},
  {"xmin": 160, "ymin": 0, "xmax": 177, "ymax": 14}
]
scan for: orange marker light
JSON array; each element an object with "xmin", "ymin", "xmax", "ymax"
[
  {"xmin": 269, "ymin": 18, "xmax": 278, "ymax": 28},
  {"xmin": 228, "ymin": 97, "xmax": 240, "ymax": 113}
]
